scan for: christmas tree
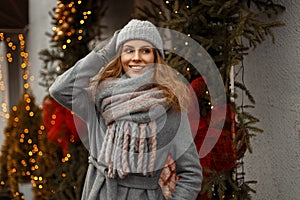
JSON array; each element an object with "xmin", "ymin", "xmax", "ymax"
[
  {"xmin": 0, "ymin": 31, "xmax": 42, "ymax": 200},
  {"xmin": 0, "ymin": 92, "xmax": 43, "ymax": 200},
  {"xmin": 32, "ymin": 0, "xmax": 107, "ymax": 199},
  {"xmin": 135, "ymin": 0, "xmax": 285, "ymax": 199},
  {"xmin": 1, "ymin": 0, "xmax": 107, "ymax": 199}
]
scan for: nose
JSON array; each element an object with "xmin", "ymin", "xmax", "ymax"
[{"xmin": 132, "ymin": 50, "xmax": 141, "ymax": 62}]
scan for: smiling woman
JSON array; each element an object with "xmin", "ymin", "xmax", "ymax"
[
  {"xmin": 120, "ymin": 40, "xmax": 155, "ymax": 78},
  {"xmin": 49, "ymin": 19, "xmax": 202, "ymax": 200}
]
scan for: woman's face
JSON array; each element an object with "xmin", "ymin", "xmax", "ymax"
[{"xmin": 120, "ymin": 40, "xmax": 155, "ymax": 78}]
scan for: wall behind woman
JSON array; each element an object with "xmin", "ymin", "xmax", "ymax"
[
  {"xmin": 27, "ymin": 0, "xmax": 57, "ymax": 105},
  {"xmin": 243, "ymin": 0, "xmax": 300, "ymax": 199}
]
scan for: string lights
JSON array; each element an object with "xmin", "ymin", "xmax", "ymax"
[
  {"xmin": 0, "ymin": 29, "xmax": 42, "ymax": 199},
  {"xmin": 52, "ymin": 0, "xmax": 92, "ymax": 50},
  {"xmin": 0, "ymin": 33, "xmax": 9, "ymax": 120}
]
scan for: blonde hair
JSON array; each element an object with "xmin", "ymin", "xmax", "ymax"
[{"xmin": 90, "ymin": 49, "xmax": 190, "ymax": 111}]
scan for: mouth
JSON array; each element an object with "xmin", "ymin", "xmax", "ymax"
[{"xmin": 128, "ymin": 65, "xmax": 146, "ymax": 70}]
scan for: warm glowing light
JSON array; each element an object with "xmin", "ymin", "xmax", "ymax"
[
  {"xmin": 24, "ymin": 83, "xmax": 29, "ymax": 89},
  {"xmin": 56, "ymin": 66, "xmax": 61, "ymax": 71},
  {"xmin": 26, "ymin": 105, "xmax": 30, "ymax": 111},
  {"xmin": 21, "ymin": 63, "xmax": 27, "ymax": 68},
  {"xmin": 26, "ymin": 97, "xmax": 31, "ymax": 103}
]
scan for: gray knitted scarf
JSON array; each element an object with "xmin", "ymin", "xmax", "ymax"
[{"xmin": 96, "ymin": 68, "xmax": 169, "ymax": 179}]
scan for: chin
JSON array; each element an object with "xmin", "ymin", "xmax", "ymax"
[{"xmin": 126, "ymin": 72, "xmax": 142, "ymax": 78}]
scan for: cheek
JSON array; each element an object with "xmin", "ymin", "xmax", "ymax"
[
  {"xmin": 121, "ymin": 54, "xmax": 129, "ymax": 67},
  {"xmin": 120, "ymin": 54, "xmax": 128, "ymax": 64},
  {"xmin": 144, "ymin": 54, "xmax": 155, "ymax": 64},
  {"xmin": 122, "ymin": 65, "xmax": 130, "ymax": 73}
]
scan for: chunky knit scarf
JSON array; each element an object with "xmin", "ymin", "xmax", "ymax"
[{"xmin": 96, "ymin": 69, "xmax": 169, "ymax": 179}]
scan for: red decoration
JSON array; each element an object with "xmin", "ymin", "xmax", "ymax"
[
  {"xmin": 188, "ymin": 77, "xmax": 237, "ymax": 172},
  {"xmin": 42, "ymin": 96, "xmax": 87, "ymax": 155},
  {"xmin": 190, "ymin": 76, "xmax": 207, "ymax": 98}
]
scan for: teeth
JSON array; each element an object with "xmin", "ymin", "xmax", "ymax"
[{"xmin": 129, "ymin": 65, "xmax": 144, "ymax": 69}]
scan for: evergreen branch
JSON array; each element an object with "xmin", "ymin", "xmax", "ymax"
[{"xmin": 234, "ymin": 81, "xmax": 255, "ymax": 104}]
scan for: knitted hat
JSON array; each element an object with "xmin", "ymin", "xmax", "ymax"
[{"xmin": 116, "ymin": 19, "xmax": 164, "ymax": 57}]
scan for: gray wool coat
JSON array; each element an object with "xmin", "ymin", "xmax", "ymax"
[{"xmin": 49, "ymin": 50, "xmax": 202, "ymax": 200}]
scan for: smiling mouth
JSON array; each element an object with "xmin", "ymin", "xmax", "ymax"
[{"xmin": 129, "ymin": 65, "xmax": 146, "ymax": 70}]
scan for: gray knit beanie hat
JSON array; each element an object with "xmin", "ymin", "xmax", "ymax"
[{"xmin": 116, "ymin": 19, "xmax": 164, "ymax": 57}]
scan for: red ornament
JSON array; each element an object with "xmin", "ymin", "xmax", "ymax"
[
  {"xmin": 42, "ymin": 96, "xmax": 87, "ymax": 155},
  {"xmin": 188, "ymin": 79, "xmax": 238, "ymax": 172},
  {"xmin": 190, "ymin": 76, "xmax": 207, "ymax": 97}
]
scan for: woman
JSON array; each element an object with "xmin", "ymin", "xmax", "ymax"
[{"xmin": 49, "ymin": 19, "xmax": 202, "ymax": 200}]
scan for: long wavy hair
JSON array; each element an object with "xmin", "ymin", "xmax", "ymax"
[{"xmin": 90, "ymin": 48, "xmax": 190, "ymax": 111}]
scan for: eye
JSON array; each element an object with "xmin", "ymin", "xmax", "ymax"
[
  {"xmin": 123, "ymin": 48, "xmax": 134, "ymax": 54},
  {"xmin": 140, "ymin": 48, "xmax": 152, "ymax": 54}
]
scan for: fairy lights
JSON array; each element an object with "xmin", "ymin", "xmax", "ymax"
[
  {"xmin": 0, "ymin": 33, "xmax": 9, "ymax": 119},
  {"xmin": 52, "ymin": 0, "xmax": 92, "ymax": 49},
  {"xmin": 0, "ymin": 30, "xmax": 45, "ymax": 198}
]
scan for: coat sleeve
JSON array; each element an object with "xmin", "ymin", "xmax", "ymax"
[
  {"xmin": 49, "ymin": 50, "xmax": 105, "ymax": 121},
  {"xmin": 170, "ymin": 113, "xmax": 203, "ymax": 200}
]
